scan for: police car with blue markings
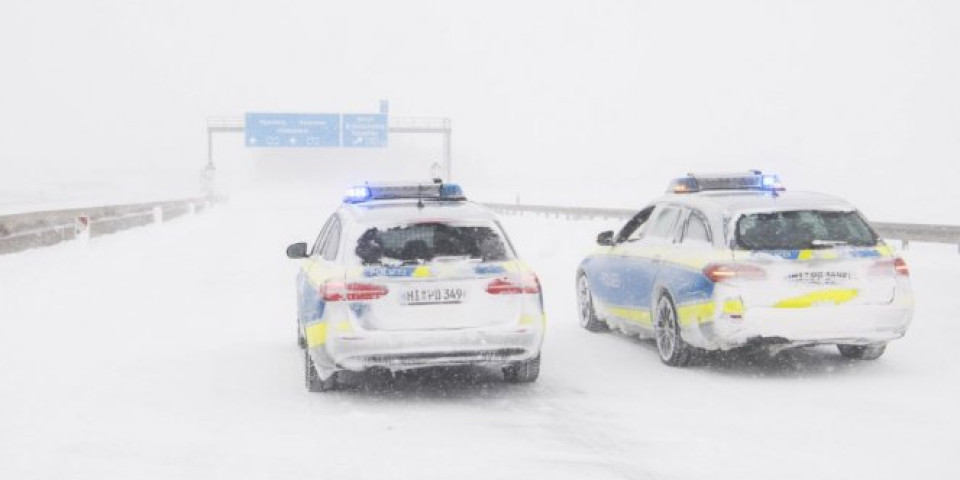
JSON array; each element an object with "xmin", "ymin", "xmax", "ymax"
[
  {"xmin": 286, "ymin": 181, "xmax": 544, "ymax": 391},
  {"xmin": 576, "ymin": 172, "xmax": 914, "ymax": 366}
]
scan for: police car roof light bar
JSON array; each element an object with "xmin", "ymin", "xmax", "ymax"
[
  {"xmin": 668, "ymin": 171, "xmax": 784, "ymax": 194},
  {"xmin": 343, "ymin": 181, "xmax": 466, "ymax": 204}
]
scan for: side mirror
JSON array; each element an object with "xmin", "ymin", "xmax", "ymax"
[
  {"xmin": 286, "ymin": 242, "xmax": 309, "ymax": 259},
  {"xmin": 596, "ymin": 231, "xmax": 615, "ymax": 246}
]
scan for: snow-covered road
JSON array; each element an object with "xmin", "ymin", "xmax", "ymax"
[{"xmin": 2, "ymin": 196, "xmax": 958, "ymax": 480}]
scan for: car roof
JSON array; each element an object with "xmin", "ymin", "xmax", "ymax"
[
  {"xmin": 338, "ymin": 199, "xmax": 499, "ymax": 225},
  {"xmin": 655, "ymin": 190, "xmax": 858, "ymax": 216}
]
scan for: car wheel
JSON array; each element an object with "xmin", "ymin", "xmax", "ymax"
[
  {"xmin": 304, "ymin": 349, "xmax": 338, "ymax": 392},
  {"xmin": 503, "ymin": 355, "xmax": 541, "ymax": 383},
  {"xmin": 577, "ymin": 273, "xmax": 608, "ymax": 332},
  {"xmin": 837, "ymin": 343, "xmax": 886, "ymax": 360},
  {"xmin": 653, "ymin": 292, "xmax": 694, "ymax": 367}
]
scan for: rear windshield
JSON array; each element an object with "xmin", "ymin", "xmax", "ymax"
[
  {"xmin": 735, "ymin": 210, "xmax": 878, "ymax": 250},
  {"xmin": 353, "ymin": 221, "xmax": 513, "ymax": 265}
]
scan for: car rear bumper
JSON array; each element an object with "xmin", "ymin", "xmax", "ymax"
[
  {"xmin": 686, "ymin": 303, "xmax": 913, "ymax": 350},
  {"xmin": 324, "ymin": 322, "xmax": 543, "ymax": 371}
]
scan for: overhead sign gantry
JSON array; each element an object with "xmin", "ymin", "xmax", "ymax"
[{"xmin": 205, "ymin": 102, "xmax": 452, "ymax": 179}]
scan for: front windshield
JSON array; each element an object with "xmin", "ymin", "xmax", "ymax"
[
  {"xmin": 735, "ymin": 210, "xmax": 878, "ymax": 250},
  {"xmin": 354, "ymin": 221, "xmax": 513, "ymax": 265}
]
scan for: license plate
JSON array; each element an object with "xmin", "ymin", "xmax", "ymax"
[
  {"xmin": 785, "ymin": 271, "xmax": 855, "ymax": 285},
  {"xmin": 400, "ymin": 286, "xmax": 466, "ymax": 305}
]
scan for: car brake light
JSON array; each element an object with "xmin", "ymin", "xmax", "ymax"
[
  {"xmin": 895, "ymin": 258, "xmax": 909, "ymax": 276},
  {"xmin": 868, "ymin": 257, "xmax": 910, "ymax": 277},
  {"xmin": 321, "ymin": 281, "xmax": 389, "ymax": 301},
  {"xmin": 702, "ymin": 263, "xmax": 766, "ymax": 283},
  {"xmin": 486, "ymin": 273, "xmax": 540, "ymax": 295}
]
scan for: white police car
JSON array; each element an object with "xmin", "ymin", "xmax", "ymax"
[
  {"xmin": 576, "ymin": 172, "xmax": 914, "ymax": 366},
  {"xmin": 287, "ymin": 181, "xmax": 544, "ymax": 391}
]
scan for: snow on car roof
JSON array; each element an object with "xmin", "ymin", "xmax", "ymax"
[
  {"xmin": 660, "ymin": 190, "xmax": 858, "ymax": 215},
  {"xmin": 339, "ymin": 199, "xmax": 499, "ymax": 225}
]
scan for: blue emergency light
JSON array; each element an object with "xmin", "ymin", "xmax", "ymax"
[
  {"xmin": 667, "ymin": 171, "xmax": 784, "ymax": 194},
  {"xmin": 344, "ymin": 186, "xmax": 372, "ymax": 203},
  {"xmin": 343, "ymin": 181, "xmax": 467, "ymax": 204}
]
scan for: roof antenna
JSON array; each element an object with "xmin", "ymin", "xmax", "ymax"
[{"xmin": 430, "ymin": 162, "xmax": 444, "ymax": 184}]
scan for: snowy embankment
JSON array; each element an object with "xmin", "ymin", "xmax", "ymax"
[{"xmin": 0, "ymin": 197, "xmax": 957, "ymax": 480}]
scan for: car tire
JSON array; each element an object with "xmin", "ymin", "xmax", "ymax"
[
  {"xmin": 577, "ymin": 273, "xmax": 608, "ymax": 332},
  {"xmin": 837, "ymin": 343, "xmax": 886, "ymax": 360},
  {"xmin": 653, "ymin": 292, "xmax": 694, "ymax": 367},
  {"xmin": 503, "ymin": 355, "xmax": 541, "ymax": 383},
  {"xmin": 304, "ymin": 349, "xmax": 338, "ymax": 392}
]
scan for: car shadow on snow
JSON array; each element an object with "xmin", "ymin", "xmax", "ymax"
[
  {"xmin": 609, "ymin": 333, "xmax": 884, "ymax": 378},
  {"xmin": 328, "ymin": 365, "xmax": 541, "ymax": 401}
]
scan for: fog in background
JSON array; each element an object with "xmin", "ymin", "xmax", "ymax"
[{"xmin": 2, "ymin": 0, "xmax": 959, "ymax": 222}]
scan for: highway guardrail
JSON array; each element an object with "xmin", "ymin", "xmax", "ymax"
[{"xmin": 0, "ymin": 197, "xmax": 210, "ymax": 255}]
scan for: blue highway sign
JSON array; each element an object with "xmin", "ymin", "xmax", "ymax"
[
  {"xmin": 342, "ymin": 114, "xmax": 388, "ymax": 148},
  {"xmin": 245, "ymin": 113, "xmax": 340, "ymax": 147}
]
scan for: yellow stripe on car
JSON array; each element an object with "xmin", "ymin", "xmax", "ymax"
[
  {"xmin": 412, "ymin": 266, "xmax": 431, "ymax": 278},
  {"xmin": 305, "ymin": 322, "xmax": 328, "ymax": 347},
  {"xmin": 676, "ymin": 301, "xmax": 715, "ymax": 326},
  {"xmin": 502, "ymin": 261, "xmax": 520, "ymax": 272},
  {"xmin": 722, "ymin": 298, "xmax": 744, "ymax": 316},
  {"xmin": 607, "ymin": 306, "xmax": 652, "ymax": 325},
  {"xmin": 519, "ymin": 314, "xmax": 546, "ymax": 326},
  {"xmin": 774, "ymin": 289, "xmax": 859, "ymax": 308}
]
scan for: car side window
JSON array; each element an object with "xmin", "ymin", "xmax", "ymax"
[
  {"xmin": 617, "ymin": 206, "xmax": 655, "ymax": 243},
  {"xmin": 681, "ymin": 211, "xmax": 712, "ymax": 246},
  {"xmin": 321, "ymin": 217, "xmax": 342, "ymax": 261},
  {"xmin": 646, "ymin": 206, "xmax": 682, "ymax": 241},
  {"xmin": 310, "ymin": 216, "xmax": 335, "ymax": 257}
]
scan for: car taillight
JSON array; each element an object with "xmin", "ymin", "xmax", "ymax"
[
  {"xmin": 321, "ymin": 281, "xmax": 389, "ymax": 301},
  {"xmin": 869, "ymin": 258, "xmax": 909, "ymax": 277},
  {"xmin": 486, "ymin": 273, "xmax": 541, "ymax": 295},
  {"xmin": 895, "ymin": 258, "xmax": 910, "ymax": 276},
  {"xmin": 702, "ymin": 263, "xmax": 767, "ymax": 283}
]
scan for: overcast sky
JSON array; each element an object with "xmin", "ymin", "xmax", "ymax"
[{"xmin": 2, "ymin": 0, "xmax": 958, "ymax": 222}]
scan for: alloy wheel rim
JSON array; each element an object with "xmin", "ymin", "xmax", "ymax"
[
  {"xmin": 577, "ymin": 276, "xmax": 591, "ymax": 327},
  {"xmin": 655, "ymin": 297, "xmax": 677, "ymax": 360}
]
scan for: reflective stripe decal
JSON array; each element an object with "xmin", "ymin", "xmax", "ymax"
[
  {"xmin": 360, "ymin": 262, "xmax": 513, "ymax": 279},
  {"xmin": 605, "ymin": 305, "xmax": 652, "ymax": 325},
  {"xmin": 475, "ymin": 264, "xmax": 508, "ymax": 275},
  {"xmin": 774, "ymin": 289, "xmax": 859, "ymax": 308},
  {"xmin": 519, "ymin": 314, "xmax": 545, "ymax": 326},
  {"xmin": 722, "ymin": 298, "xmax": 744, "ymax": 316},
  {"xmin": 364, "ymin": 266, "xmax": 414, "ymax": 277},
  {"xmin": 333, "ymin": 321, "xmax": 353, "ymax": 333},
  {"xmin": 412, "ymin": 266, "xmax": 431, "ymax": 278},
  {"xmin": 305, "ymin": 323, "xmax": 328, "ymax": 347},
  {"xmin": 735, "ymin": 246, "xmax": 891, "ymax": 262},
  {"xmin": 604, "ymin": 301, "xmax": 716, "ymax": 327},
  {"xmin": 676, "ymin": 301, "xmax": 715, "ymax": 327}
]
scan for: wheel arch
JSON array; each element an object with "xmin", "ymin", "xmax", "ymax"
[{"xmin": 651, "ymin": 282, "xmax": 676, "ymax": 317}]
